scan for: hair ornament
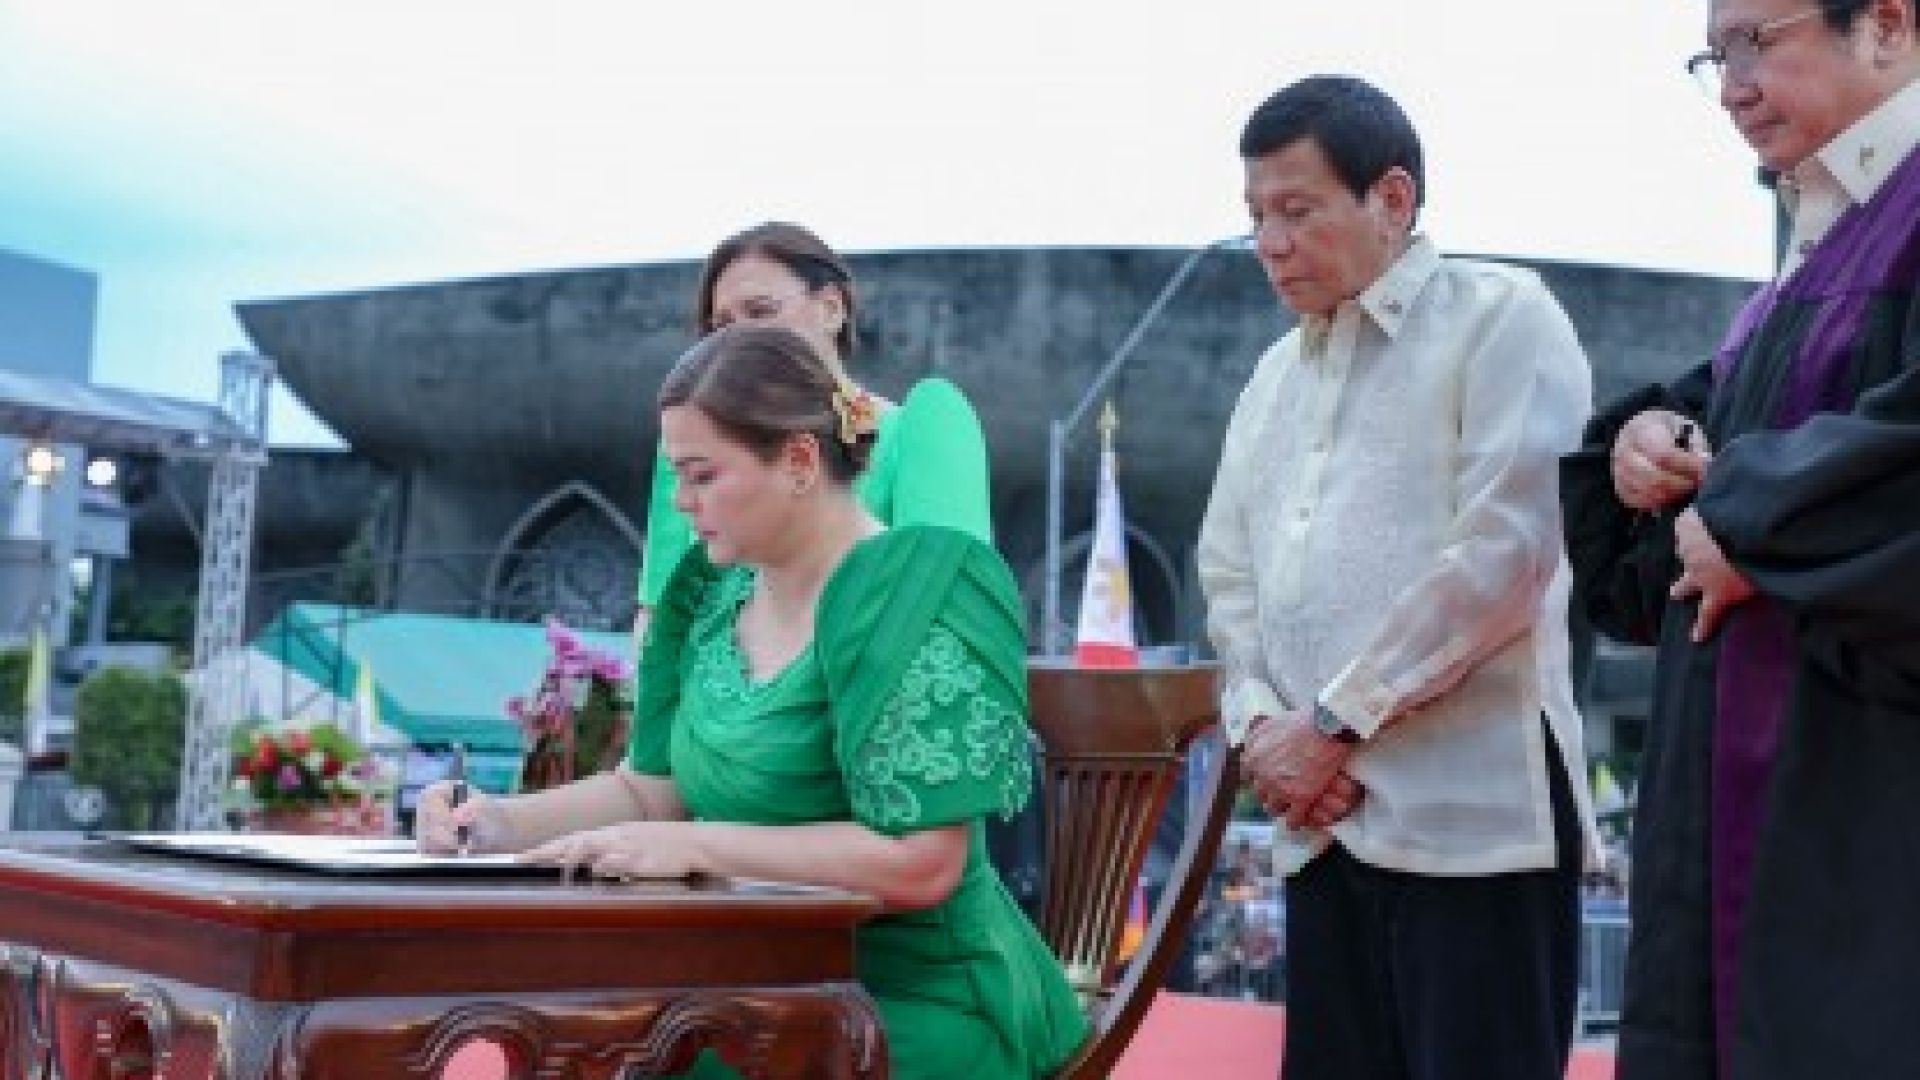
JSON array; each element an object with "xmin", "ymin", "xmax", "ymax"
[{"xmin": 830, "ymin": 384, "xmax": 879, "ymax": 445}]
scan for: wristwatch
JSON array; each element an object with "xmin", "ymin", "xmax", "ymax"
[{"xmin": 1312, "ymin": 700, "xmax": 1363, "ymax": 745}]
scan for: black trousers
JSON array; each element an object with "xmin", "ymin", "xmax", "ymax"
[{"xmin": 1281, "ymin": 728, "xmax": 1582, "ymax": 1080}]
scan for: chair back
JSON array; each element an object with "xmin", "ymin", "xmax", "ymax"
[{"xmin": 1027, "ymin": 662, "xmax": 1238, "ymax": 1079}]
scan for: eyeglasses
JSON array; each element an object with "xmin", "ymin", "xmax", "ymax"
[
  {"xmin": 708, "ymin": 287, "xmax": 817, "ymax": 332},
  {"xmin": 1685, "ymin": 8, "xmax": 1825, "ymax": 95}
]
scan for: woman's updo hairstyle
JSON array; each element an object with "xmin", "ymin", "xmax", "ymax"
[{"xmin": 658, "ymin": 324, "xmax": 877, "ymax": 487}]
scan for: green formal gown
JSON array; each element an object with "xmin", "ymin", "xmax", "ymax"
[
  {"xmin": 639, "ymin": 377, "xmax": 993, "ymax": 608},
  {"xmin": 630, "ymin": 527, "xmax": 1087, "ymax": 1080}
]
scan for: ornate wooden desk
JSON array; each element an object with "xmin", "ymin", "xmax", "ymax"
[{"xmin": 0, "ymin": 836, "xmax": 887, "ymax": 1079}]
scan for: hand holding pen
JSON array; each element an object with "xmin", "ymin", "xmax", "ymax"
[
  {"xmin": 448, "ymin": 743, "xmax": 471, "ymax": 856},
  {"xmin": 414, "ymin": 746, "xmax": 507, "ymax": 855}
]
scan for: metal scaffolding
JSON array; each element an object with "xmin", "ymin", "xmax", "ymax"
[
  {"xmin": 175, "ymin": 352, "xmax": 274, "ymax": 830},
  {"xmin": 1, "ymin": 358, "xmax": 271, "ymax": 813}
]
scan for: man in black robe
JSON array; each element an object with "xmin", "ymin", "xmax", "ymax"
[{"xmin": 1562, "ymin": 1, "xmax": 1920, "ymax": 1077}]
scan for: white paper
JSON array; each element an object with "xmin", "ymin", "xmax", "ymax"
[{"xmin": 116, "ymin": 832, "xmax": 539, "ymax": 873}]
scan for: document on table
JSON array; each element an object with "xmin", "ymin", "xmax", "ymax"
[{"xmin": 111, "ymin": 832, "xmax": 558, "ymax": 876}]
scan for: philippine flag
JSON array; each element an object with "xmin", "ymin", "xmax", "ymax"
[{"xmin": 1073, "ymin": 408, "xmax": 1139, "ymax": 669}]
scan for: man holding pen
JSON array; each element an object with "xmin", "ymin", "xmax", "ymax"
[{"xmin": 1197, "ymin": 75, "xmax": 1599, "ymax": 1079}]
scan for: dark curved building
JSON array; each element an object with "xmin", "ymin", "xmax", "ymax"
[{"xmin": 232, "ymin": 245, "xmax": 1758, "ymax": 645}]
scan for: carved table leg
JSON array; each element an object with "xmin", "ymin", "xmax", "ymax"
[
  {"xmin": 0, "ymin": 947, "xmax": 887, "ymax": 1080},
  {"xmin": 284, "ymin": 985, "xmax": 887, "ymax": 1080},
  {"xmin": 0, "ymin": 944, "xmax": 57, "ymax": 1080},
  {"xmin": 25, "ymin": 954, "xmax": 298, "ymax": 1080}
]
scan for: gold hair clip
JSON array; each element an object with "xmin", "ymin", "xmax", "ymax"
[{"xmin": 830, "ymin": 385, "xmax": 879, "ymax": 445}]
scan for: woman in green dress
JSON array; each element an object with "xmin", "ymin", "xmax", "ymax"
[
  {"xmin": 637, "ymin": 221, "xmax": 992, "ymax": 618},
  {"xmin": 419, "ymin": 324, "xmax": 1085, "ymax": 1080}
]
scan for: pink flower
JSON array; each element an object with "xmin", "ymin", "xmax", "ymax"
[
  {"xmin": 545, "ymin": 618, "xmax": 582, "ymax": 658},
  {"xmin": 276, "ymin": 764, "xmax": 302, "ymax": 792}
]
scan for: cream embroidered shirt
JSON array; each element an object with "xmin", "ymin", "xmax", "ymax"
[
  {"xmin": 1198, "ymin": 235, "xmax": 1600, "ymax": 876},
  {"xmin": 1779, "ymin": 75, "xmax": 1920, "ymax": 279}
]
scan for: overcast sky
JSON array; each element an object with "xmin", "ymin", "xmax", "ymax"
[{"xmin": 0, "ymin": 0, "xmax": 1770, "ymax": 447}]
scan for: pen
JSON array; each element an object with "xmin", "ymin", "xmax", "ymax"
[{"xmin": 448, "ymin": 743, "xmax": 471, "ymax": 856}]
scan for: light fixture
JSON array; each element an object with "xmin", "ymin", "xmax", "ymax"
[
  {"xmin": 22, "ymin": 443, "xmax": 64, "ymax": 486},
  {"xmin": 84, "ymin": 455, "xmax": 118, "ymax": 489}
]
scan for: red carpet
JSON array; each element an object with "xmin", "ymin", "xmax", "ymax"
[
  {"xmin": 1111, "ymin": 993, "xmax": 1617, "ymax": 1080},
  {"xmin": 441, "ymin": 993, "xmax": 1617, "ymax": 1078}
]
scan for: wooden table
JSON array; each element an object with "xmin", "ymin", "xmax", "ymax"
[{"xmin": 0, "ymin": 836, "xmax": 887, "ymax": 1079}]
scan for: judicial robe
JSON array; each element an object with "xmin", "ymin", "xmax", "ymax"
[{"xmin": 1561, "ymin": 141, "xmax": 1920, "ymax": 1080}]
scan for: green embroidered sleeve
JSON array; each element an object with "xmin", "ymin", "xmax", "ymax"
[
  {"xmin": 817, "ymin": 526, "xmax": 1038, "ymax": 836},
  {"xmin": 846, "ymin": 622, "xmax": 1035, "ymax": 831}
]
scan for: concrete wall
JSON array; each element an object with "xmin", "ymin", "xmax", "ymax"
[
  {"xmin": 125, "ymin": 450, "xmax": 393, "ymax": 634},
  {"xmin": 237, "ymin": 246, "xmax": 1760, "ymax": 641}
]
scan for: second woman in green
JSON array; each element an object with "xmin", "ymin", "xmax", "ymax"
[{"xmin": 637, "ymin": 221, "xmax": 993, "ymax": 617}]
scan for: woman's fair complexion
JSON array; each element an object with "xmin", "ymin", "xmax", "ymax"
[
  {"xmin": 706, "ymin": 254, "xmax": 849, "ymax": 380},
  {"xmin": 662, "ymin": 402, "xmax": 880, "ymax": 680}
]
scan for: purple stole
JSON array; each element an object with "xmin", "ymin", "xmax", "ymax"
[{"xmin": 1706, "ymin": 142, "xmax": 1920, "ymax": 1060}]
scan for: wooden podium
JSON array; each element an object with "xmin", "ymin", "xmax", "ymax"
[{"xmin": 0, "ymin": 836, "xmax": 887, "ymax": 1079}]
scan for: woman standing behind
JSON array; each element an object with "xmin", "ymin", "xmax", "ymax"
[
  {"xmin": 637, "ymin": 222, "xmax": 992, "ymax": 618},
  {"xmin": 420, "ymin": 325, "xmax": 1086, "ymax": 1079}
]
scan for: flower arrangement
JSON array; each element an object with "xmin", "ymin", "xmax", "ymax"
[
  {"xmin": 508, "ymin": 618, "xmax": 634, "ymax": 792},
  {"xmin": 228, "ymin": 719, "xmax": 396, "ymax": 833}
]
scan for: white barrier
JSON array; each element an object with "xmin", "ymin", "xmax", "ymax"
[
  {"xmin": 0, "ymin": 741, "xmax": 21, "ymax": 831},
  {"xmin": 1578, "ymin": 908, "xmax": 1631, "ymax": 1037}
]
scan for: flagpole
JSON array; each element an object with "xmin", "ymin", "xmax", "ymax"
[{"xmin": 1041, "ymin": 234, "xmax": 1247, "ymax": 656}]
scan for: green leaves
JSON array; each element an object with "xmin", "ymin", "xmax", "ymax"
[
  {"xmin": 71, "ymin": 666, "xmax": 187, "ymax": 830},
  {"xmin": 0, "ymin": 648, "xmax": 26, "ymax": 746}
]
